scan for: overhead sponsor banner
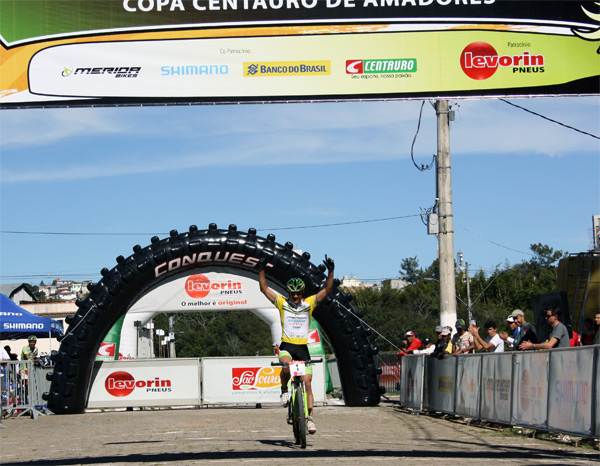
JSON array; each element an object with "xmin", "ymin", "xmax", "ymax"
[
  {"xmin": 87, "ymin": 358, "xmax": 201, "ymax": 408},
  {"xmin": 128, "ymin": 270, "xmax": 273, "ymax": 313},
  {"xmin": 1, "ymin": 1, "xmax": 599, "ymax": 107}
]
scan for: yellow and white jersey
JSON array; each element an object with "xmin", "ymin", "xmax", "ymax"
[{"xmin": 274, "ymin": 294, "xmax": 317, "ymax": 345}]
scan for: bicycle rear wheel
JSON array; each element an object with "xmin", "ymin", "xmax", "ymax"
[{"xmin": 295, "ymin": 385, "xmax": 307, "ymax": 449}]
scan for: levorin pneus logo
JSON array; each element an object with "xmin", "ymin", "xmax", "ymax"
[{"xmin": 460, "ymin": 42, "xmax": 545, "ymax": 80}]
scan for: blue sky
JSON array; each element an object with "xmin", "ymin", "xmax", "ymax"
[{"xmin": 0, "ymin": 96, "xmax": 598, "ymax": 286}]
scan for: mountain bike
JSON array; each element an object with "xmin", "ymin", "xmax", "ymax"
[{"xmin": 271, "ymin": 358, "xmax": 322, "ymax": 449}]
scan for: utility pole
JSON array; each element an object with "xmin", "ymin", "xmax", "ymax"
[
  {"xmin": 436, "ymin": 100, "xmax": 457, "ymax": 329},
  {"xmin": 465, "ymin": 262, "xmax": 473, "ymax": 324}
]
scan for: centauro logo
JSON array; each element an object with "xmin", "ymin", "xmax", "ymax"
[
  {"xmin": 185, "ymin": 273, "xmax": 242, "ymax": 299},
  {"xmin": 460, "ymin": 42, "xmax": 545, "ymax": 80},
  {"xmin": 244, "ymin": 61, "xmax": 330, "ymax": 77},
  {"xmin": 346, "ymin": 59, "xmax": 417, "ymax": 74}
]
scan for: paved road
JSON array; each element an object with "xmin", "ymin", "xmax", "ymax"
[{"xmin": 1, "ymin": 402, "xmax": 598, "ymax": 466}]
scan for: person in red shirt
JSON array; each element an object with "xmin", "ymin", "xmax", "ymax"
[{"xmin": 404, "ymin": 331, "xmax": 422, "ymax": 352}]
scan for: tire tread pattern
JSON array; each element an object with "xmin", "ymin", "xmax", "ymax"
[{"xmin": 47, "ymin": 224, "xmax": 381, "ymax": 414}]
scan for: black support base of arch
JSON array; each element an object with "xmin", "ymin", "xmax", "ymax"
[{"xmin": 46, "ymin": 224, "xmax": 381, "ymax": 414}]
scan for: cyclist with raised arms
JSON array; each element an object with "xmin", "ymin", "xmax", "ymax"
[{"xmin": 258, "ymin": 254, "xmax": 335, "ymax": 435}]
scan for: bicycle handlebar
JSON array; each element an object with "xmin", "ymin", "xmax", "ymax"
[{"xmin": 271, "ymin": 358, "xmax": 323, "ymax": 367}]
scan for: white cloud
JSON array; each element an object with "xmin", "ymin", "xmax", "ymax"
[{"xmin": 1, "ymin": 97, "xmax": 598, "ymax": 184}]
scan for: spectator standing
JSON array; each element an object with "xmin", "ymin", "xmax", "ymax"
[
  {"xmin": 469, "ymin": 321, "xmax": 504, "ymax": 353},
  {"xmin": 580, "ymin": 318, "xmax": 595, "ymax": 346},
  {"xmin": 21, "ymin": 335, "xmax": 39, "ymax": 363},
  {"xmin": 511, "ymin": 309, "xmax": 537, "ymax": 350},
  {"xmin": 452, "ymin": 319, "xmax": 475, "ymax": 354},
  {"xmin": 3, "ymin": 345, "xmax": 18, "ymax": 361},
  {"xmin": 405, "ymin": 331, "xmax": 422, "ymax": 352},
  {"xmin": 594, "ymin": 312, "xmax": 600, "ymax": 345},
  {"xmin": 519, "ymin": 306, "xmax": 570, "ymax": 350},
  {"xmin": 431, "ymin": 327, "xmax": 452, "ymax": 359},
  {"xmin": 499, "ymin": 316, "xmax": 518, "ymax": 349},
  {"xmin": 1, "ymin": 346, "xmax": 9, "ymax": 361},
  {"xmin": 411, "ymin": 338, "xmax": 434, "ymax": 355},
  {"xmin": 570, "ymin": 329, "xmax": 581, "ymax": 347}
]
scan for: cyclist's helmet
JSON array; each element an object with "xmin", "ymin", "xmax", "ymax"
[
  {"xmin": 28, "ymin": 335, "xmax": 37, "ymax": 342},
  {"xmin": 286, "ymin": 278, "xmax": 305, "ymax": 294}
]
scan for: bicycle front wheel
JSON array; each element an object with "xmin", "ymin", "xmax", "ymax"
[{"xmin": 295, "ymin": 385, "xmax": 307, "ymax": 449}]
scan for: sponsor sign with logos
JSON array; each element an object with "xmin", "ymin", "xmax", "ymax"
[
  {"xmin": 1, "ymin": 2, "xmax": 598, "ymax": 107},
  {"xmin": 202, "ymin": 356, "xmax": 326, "ymax": 404},
  {"xmin": 127, "ymin": 269, "xmax": 273, "ymax": 314},
  {"xmin": 87, "ymin": 358, "xmax": 201, "ymax": 408}
]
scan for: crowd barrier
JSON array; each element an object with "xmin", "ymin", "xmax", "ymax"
[
  {"xmin": 1, "ymin": 360, "xmax": 52, "ymax": 419},
  {"xmin": 395, "ymin": 345, "xmax": 599, "ymax": 438}
]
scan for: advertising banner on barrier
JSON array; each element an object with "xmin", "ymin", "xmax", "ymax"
[
  {"xmin": 512, "ymin": 351, "xmax": 549, "ymax": 428},
  {"xmin": 201, "ymin": 356, "xmax": 326, "ymax": 404},
  {"xmin": 480, "ymin": 352, "xmax": 512, "ymax": 424},
  {"xmin": 424, "ymin": 356, "xmax": 455, "ymax": 413},
  {"xmin": 400, "ymin": 355, "xmax": 424, "ymax": 411},
  {"xmin": 1, "ymin": 1, "xmax": 599, "ymax": 108},
  {"xmin": 454, "ymin": 355, "xmax": 480, "ymax": 419},
  {"xmin": 87, "ymin": 358, "xmax": 201, "ymax": 408},
  {"xmin": 547, "ymin": 347, "xmax": 594, "ymax": 436}
]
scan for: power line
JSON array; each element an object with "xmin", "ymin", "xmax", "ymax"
[
  {"xmin": 500, "ymin": 99, "xmax": 600, "ymax": 140},
  {"xmin": 0, "ymin": 214, "xmax": 422, "ymax": 237}
]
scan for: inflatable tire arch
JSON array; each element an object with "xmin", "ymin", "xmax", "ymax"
[{"xmin": 45, "ymin": 224, "xmax": 382, "ymax": 414}]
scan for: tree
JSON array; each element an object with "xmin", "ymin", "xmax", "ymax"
[{"xmin": 399, "ymin": 257, "xmax": 423, "ymax": 284}]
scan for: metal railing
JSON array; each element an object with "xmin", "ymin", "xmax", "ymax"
[{"xmin": 394, "ymin": 345, "xmax": 599, "ymax": 438}]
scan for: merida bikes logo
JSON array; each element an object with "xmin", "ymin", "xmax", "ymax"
[
  {"xmin": 460, "ymin": 42, "xmax": 545, "ymax": 80},
  {"xmin": 105, "ymin": 371, "xmax": 172, "ymax": 397},
  {"xmin": 62, "ymin": 66, "xmax": 141, "ymax": 78}
]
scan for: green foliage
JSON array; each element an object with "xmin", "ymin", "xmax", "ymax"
[
  {"xmin": 153, "ymin": 310, "xmax": 274, "ymax": 358},
  {"xmin": 350, "ymin": 244, "xmax": 562, "ymax": 352}
]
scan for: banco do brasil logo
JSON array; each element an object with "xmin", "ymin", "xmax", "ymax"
[{"xmin": 460, "ymin": 42, "xmax": 545, "ymax": 80}]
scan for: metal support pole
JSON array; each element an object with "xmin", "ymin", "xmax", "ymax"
[
  {"xmin": 436, "ymin": 100, "xmax": 457, "ymax": 329},
  {"xmin": 168, "ymin": 314, "xmax": 176, "ymax": 358}
]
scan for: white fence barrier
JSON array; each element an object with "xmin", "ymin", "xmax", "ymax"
[
  {"xmin": 398, "ymin": 346, "xmax": 599, "ymax": 438},
  {"xmin": 85, "ymin": 356, "xmax": 326, "ymax": 409}
]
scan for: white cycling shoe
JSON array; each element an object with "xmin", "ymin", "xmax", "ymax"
[
  {"xmin": 307, "ymin": 418, "xmax": 317, "ymax": 434},
  {"xmin": 280, "ymin": 391, "xmax": 290, "ymax": 407}
]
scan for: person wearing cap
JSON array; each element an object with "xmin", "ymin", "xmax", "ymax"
[
  {"xmin": 404, "ymin": 331, "xmax": 422, "ymax": 353},
  {"xmin": 499, "ymin": 316, "xmax": 519, "ymax": 349},
  {"xmin": 431, "ymin": 327, "xmax": 452, "ymax": 359},
  {"xmin": 469, "ymin": 321, "xmax": 504, "ymax": 353},
  {"xmin": 452, "ymin": 319, "xmax": 475, "ymax": 355},
  {"xmin": 21, "ymin": 335, "xmax": 40, "ymax": 363},
  {"xmin": 411, "ymin": 338, "xmax": 435, "ymax": 355},
  {"xmin": 519, "ymin": 306, "xmax": 570, "ymax": 350},
  {"xmin": 511, "ymin": 309, "xmax": 537, "ymax": 350}
]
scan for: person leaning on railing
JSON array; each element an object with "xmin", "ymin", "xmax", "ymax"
[{"xmin": 519, "ymin": 306, "xmax": 570, "ymax": 351}]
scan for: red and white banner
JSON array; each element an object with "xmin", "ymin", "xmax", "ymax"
[
  {"xmin": 87, "ymin": 358, "xmax": 201, "ymax": 408},
  {"xmin": 202, "ymin": 356, "xmax": 326, "ymax": 405}
]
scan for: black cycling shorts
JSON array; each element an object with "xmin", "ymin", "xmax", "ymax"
[{"xmin": 278, "ymin": 342, "xmax": 310, "ymax": 362}]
